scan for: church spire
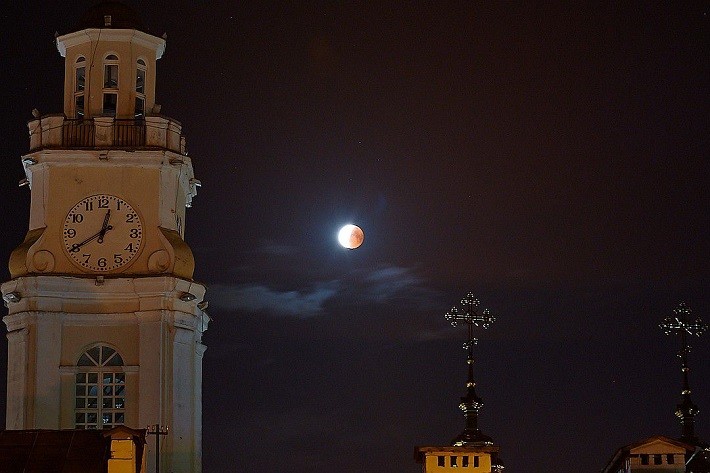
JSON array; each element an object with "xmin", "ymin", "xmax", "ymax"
[
  {"xmin": 445, "ymin": 293, "xmax": 496, "ymax": 446},
  {"xmin": 660, "ymin": 302, "xmax": 707, "ymax": 444}
]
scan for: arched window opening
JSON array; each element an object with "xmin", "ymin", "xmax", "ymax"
[
  {"xmin": 135, "ymin": 58, "xmax": 147, "ymax": 118},
  {"xmin": 75, "ymin": 344, "xmax": 126, "ymax": 429},
  {"xmin": 102, "ymin": 54, "xmax": 119, "ymax": 116},
  {"xmin": 74, "ymin": 56, "xmax": 86, "ymax": 118}
]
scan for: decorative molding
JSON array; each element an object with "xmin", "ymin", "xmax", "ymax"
[
  {"xmin": 59, "ymin": 365, "xmax": 139, "ymax": 374},
  {"xmin": 148, "ymin": 249, "xmax": 170, "ymax": 273},
  {"xmin": 56, "ymin": 29, "xmax": 166, "ymax": 59},
  {"xmin": 31, "ymin": 250, "xmax": 55, "ymax": 273}
]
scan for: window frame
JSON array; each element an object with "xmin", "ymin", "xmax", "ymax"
[
  {"xmin": 74, "ymin": 344, "xmax": 127, "ymax": 430},
  {"xmin": 102, "ymin": 53, "xmax": 119, "ymax": 116},
  {"xmin": 134, "ymin": 58, "xmax": 147, "ymax": 118},
  {"xmin": 74, "ymin": 56, "xmax": 86, "ymax": 118}
]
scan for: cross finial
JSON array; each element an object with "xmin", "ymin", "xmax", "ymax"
[
  {"xmin": 660, "ymin": 302, "xmax": 706, "ymax": 444},
  {"xmin": 445, "ymin": 292, "xmax": 496, "ymax": 446}
]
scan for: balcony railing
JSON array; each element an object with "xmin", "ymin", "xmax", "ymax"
[
  {"xmin": 29, "ymin": 115, "xmax": 185, "ymax": 154},
  {"xmin": 62, "ymin": 119, "xmax": 95, "ymax": 147},
  {"xmin": 113, "ymin": 119, "xmax": 146, "ymax": 147}
]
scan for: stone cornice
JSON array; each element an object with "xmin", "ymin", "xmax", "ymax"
[
  {"xmin": 56, "ymin": 28, "xmax": 166, "ymax": 59},
  {"xmin": 1, "ymin": 276, "xmax": 206, "ymax": 321}
]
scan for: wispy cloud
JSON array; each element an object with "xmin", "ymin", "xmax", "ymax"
[
  {"xmin": 210, "ymin": 265, "xmax": 442, "ymax": 321},
  {"xmin": 210, "ymin": 281, "xmax": 339, "ymax": 318},
  {"xmin": 364, "ymin": 266, "xmax": 425, "ymax": 303}
]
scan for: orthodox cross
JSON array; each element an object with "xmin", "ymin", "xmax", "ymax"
[
  {"xmin": 660, "ymin": 302, "xmax": 707, "ymax": 443},
  {"xmin": 444, "ymin": 292, "xmax": 496, "ymax": 446}
]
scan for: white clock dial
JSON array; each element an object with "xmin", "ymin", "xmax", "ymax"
[{"xmin": 63, "ymin": 194, "xmax": 144, "ymax": 272}]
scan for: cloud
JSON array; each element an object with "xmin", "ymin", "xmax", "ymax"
[
  {"xmin": 209, "ymin": 265, "xmax": 442, "ymax": 323},
  {"xmin": 364, "ymin": 266, "xmax": 425, "ymax": 303},
  {"xmin": 210, "ymin": 281, "xmax": 339, "ymax": 318}
]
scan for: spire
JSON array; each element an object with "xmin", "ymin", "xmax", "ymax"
[
  {"xmin": 660, "ymin": 302, "xmax": 707, "ymax": 444},
  {"xmin": 445, "ymin": 293, "xmax": 496, "ymax": 446}
]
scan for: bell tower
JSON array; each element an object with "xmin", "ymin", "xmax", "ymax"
[{"xmin": 1, "ymin": 3, "xmax": 207, "ymax": 473}]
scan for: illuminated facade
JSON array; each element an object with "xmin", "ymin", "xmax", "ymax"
[
  {"xmin": 1, "ymin": 4, "xmax": 207, "ymax": 472},
  {"xmin": 602, "ymin": 436, "xmax": 696, "ymax": 473}
]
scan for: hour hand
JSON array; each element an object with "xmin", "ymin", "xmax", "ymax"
[{"xmin": 97, "ymin": 210, "xmax": 113, "ymax": 244}]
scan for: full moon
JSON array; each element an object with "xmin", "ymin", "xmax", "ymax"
[{"xmin": 338, "ymin": 224, "xmax": 364, "ymax": 249}]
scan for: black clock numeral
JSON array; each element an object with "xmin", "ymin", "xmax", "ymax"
[
  {"xmin": 129, "ymin": 228, "xmax": 140, "ymax": 238},
  {"xmin": 84, "ymin": 201, "xmax": 93, "ymax": 211},
  {"xmin": 98, "ymin": 198, "xmax": 109, "ymax": 209},
  {"xmin": 97, "ymin": 257, "xmax": 107, "ymax": 268},
  {"xmin": 116, "ymin": 200, "xmax": 123, "ymax": 210},
  {"xmin": 71, "ymin": 214, "xmax": 84, "ymax": 223},
  {"xmin": 114, "ymin": 254, "xmax": 124, "ymax": 264},
  {"xmin": 126, "ymin": 213, "xmax": 136, "ymax": 223},
  {"xmin": 82, "ymin": 254, "xmax": 91, "ymax": 264},
  {"xmin": 124, "ymin": 243, "xmax": 135, "ymax": 252},
  {"xmin": 65, "ymin": 228, "xmax": 76, "ymax": 238}
]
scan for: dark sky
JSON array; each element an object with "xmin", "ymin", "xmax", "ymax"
[{"xmin": 1, "ymin": 2, "xmax": 708, "ymax": 472}]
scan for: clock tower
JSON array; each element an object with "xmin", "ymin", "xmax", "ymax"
[{"xmin": 1, "ymin": 4, "xmax": 208, "ymax": 473}]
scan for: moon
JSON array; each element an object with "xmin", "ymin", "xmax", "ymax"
[{"xmin": 338, "ymin": 224, "xmax": 364, "ymax": 249}]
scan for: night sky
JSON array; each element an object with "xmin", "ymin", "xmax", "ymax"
[{"xmin": 1, "ymin": 2, "xmax": 708, "ymax": 472}]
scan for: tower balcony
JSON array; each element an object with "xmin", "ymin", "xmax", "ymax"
[{"xmin": 28, "ymin": 114, "xmax": 186, "ymax": 154}]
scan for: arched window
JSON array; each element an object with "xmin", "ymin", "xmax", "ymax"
[
  {"xmin": 135, "ymin": 58, "xmax": 146, "ymax": 118},
  {"xmin": 102, "ymin": 54, "xmax": 119, "ymax": 116},
  {"xmin": 75, "ymin": 344, "xmax": 126, "ymax": 429},
  {"xmin": 74, "ymin": 56, "xmax": 86, "ymax": 118}
]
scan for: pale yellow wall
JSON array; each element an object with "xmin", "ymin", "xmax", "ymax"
[
  {"xmin": 63, "ymin": 38, "xmax": 158, "ymax": 119},
  {"xmin": 628, "ymin": 441, "xmax": 686, "ymax": 471},
  {"xmin": 61, "ymin": 325, "xmax": 139, "ymax": 365},
  {"xmin": 108, "ymin": 438, "xmax": 139, "ymax": 473},
  {"xmin": 630, "ymin": 442, "xmax": 686, "ymax": 455},
  {"xmin": 423, "ymin": 452, "xmax": 492, "ymax": 472}
]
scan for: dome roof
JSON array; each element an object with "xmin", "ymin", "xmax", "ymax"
[{"xmin": 74, "ymin": 2, "xmax": 147, "ymax": 32}]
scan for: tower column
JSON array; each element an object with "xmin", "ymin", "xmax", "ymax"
[
  {"xmin": 32, "ymin": 315, "xmax": 63, "ymax": 428},
  {"xmin": 4, "ymin": 324, "xmax": 29, "ymax": 429}
]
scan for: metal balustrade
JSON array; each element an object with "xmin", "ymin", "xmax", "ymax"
[{"xmin": 29, "ymin": 116, "xmax": 184, "ymax": 153}]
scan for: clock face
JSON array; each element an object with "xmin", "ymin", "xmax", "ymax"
[{"xmin": 62, "ymin": 194, "xmax": 144, "ymax": 272}]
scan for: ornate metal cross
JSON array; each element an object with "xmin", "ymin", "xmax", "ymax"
[
  {"xmin": 445, "ymin": 292, "xmax": 496, "ymax": 357},
  {"xmin": 444, "ymin": 292, "xmax": 496, "ymax": 446},
  {"xmin": 660, "ymin": 302, "xmax": 707, "ymax": 443}
]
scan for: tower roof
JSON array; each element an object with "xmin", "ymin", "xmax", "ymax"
[{"xmin": 74, "ymin": 2, "xmax": 147, "ymax": 32}]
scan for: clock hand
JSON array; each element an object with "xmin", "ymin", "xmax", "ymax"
[
  {"xmin": 96, "ymin": 224, "xmax": 114, "ymax": 244},
  {"xmin": 97, "ymin": 210, "xmax": 112, "ymax": 244},
  {"xmin": 69, "ymin": 210, "xmax": 113, "ymax": 251},
  {"xmin": 69, "ymin": 230, "xmax": 104, "ymax": 252}
]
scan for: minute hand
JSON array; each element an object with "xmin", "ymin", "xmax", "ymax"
[
  {"xmin": 69, "ymin": 210, "xmax": 113, "ymax": 252},
  {"xmin": 69, "ymin": 230, "xmax": 104, "ymax": 252}
]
